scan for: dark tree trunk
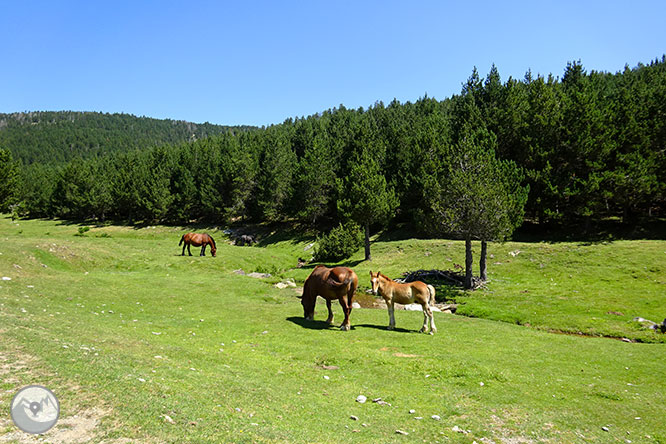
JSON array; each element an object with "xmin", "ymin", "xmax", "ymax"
[
  {"xmin": 480, "ymin": 240, "xmax": 488, "ymax": 282},
  {"xmin": 464, "ymin": 236, "xmax": 473, "ymax": 289},
  {"xmin": 364, "ymin": 223, "xmax": 371, "ymax": 261}
]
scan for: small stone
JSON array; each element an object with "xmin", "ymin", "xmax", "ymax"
[
  {"xmin": 362, "ymin": 423, "xmax": 368, "ymax": 427},
  {"xmin": 431, "ymin": 415, "xmax": 441, "ymax": 420},
  {"xmin": 351, "ymin": 302, "xmax": 361, "ymax": 309},
  {"xmin": 200, "ymin": 319, "xmax": 204, "ymax": 322},
  {"xmin": 138, "ymin": 378, "xmax": 146, "ymax": 382},
  {"xmin": 2, "ymin": 277, "xmax": 11, "ymax": 281},
  {"xmin": 602, "ymin": 426, "xmax": 609, "ymax": 432},
  {"xmin": 154, "ymin": 355, "xmax": 163, "ymax": 359},
  {"xmin": 479, "ymin": 382, "xmax": 485, "ymax": 386},
  {"xmin": 409, "ymin": 409, "xmax": 416, "ymax": 414},
  {"xmin": 235, "ymin": 408, "xmax": 242, "ymax": 412},
  {"xmin": 415, "ymin": 417, "xmax": 423, "ymax": 420},
  {"xmin": 356, "ymin": 395, "xmax": 367, "ymax": 403},
  {"xmin": 452, "ymin": 426, "xmax": 465, "ymax": 433},
  {"xmin": 395, "ymin": 430, "xmax": 409, "ymax": 435},
  {"xmin": 162, "ymin": 414, "xmax": 175, "ymax": 424},
  {"xmin": 350, "ymin": 415, "xmax": 359, "ymax": 421}
]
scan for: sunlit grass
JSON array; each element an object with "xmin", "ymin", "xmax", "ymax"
[{"xmin": 1, "ymin": 216, "xmax": 665, "ymax": 443}]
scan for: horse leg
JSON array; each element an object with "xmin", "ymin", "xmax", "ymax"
[
  {"xmin": 387, "ymin": 300, "xmax": 396, "ymax": 330},
  {"xmin": 325, "ymin": 299, "xmax": 334, "ymax": 325},
  {"xmin": 338, "ymin": 295, "xmax": 351, "ymax": 331},
  {"xmin": 187, "ymin": 244, "xmax": 192, "ymax": 256},
  {"xmin": 420, "ymin": 303, "xmax": 429, "ymax": 333},
  {"xmin": 428, "ymin": 305, "xmax": 437, "ymax": 334},
  {"xmin": 182, "ymin": 243, "xmax": 186, "ymax": 256},
  {"xmin": 200, "ymin": 244, "xmax": 206, "ymax": 256}
]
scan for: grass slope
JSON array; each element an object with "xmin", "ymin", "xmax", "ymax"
[{"xmin": 1, "ymin": 217, "xmax": 665, "ymax": 443}]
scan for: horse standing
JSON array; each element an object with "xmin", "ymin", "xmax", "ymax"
[
  {"xmin": 179, "ymin": 233, "xmax": 216, "ymax": 257},
  {"xmin": 370, "ymin": 271, "xmax": 437, "ymax": 334},
  {"xmin": 300, "ymin": 265, "xmax": 358, "ymax": 331}
]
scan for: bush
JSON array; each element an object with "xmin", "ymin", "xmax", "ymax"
[{"xmin": 313, "ymin": 223, "xmax": 363, "ymax": 262}]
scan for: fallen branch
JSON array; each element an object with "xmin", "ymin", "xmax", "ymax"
[{"xmin": 399, "ymin": 269, "xmax": 487, "ymax": 290}]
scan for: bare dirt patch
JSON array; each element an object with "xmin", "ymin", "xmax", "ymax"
[{"xmin": 0, "ymin": 333, "xmax": 140, "ymax": 443}]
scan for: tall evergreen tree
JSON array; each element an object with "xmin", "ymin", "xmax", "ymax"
[
  {"xmin": 424, "ymin": 124, "xmax": 527, "ymax": 288},
  {"xmin": 337, "ymin": 118, "xmax": 398, "ymax": 261},
  {"xmin": 0, "ymin": 148, "xmax": 19, "ymax": 213}
]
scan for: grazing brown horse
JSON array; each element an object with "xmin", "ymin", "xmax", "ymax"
[
  {"xmin": 370, "ymin": 271, "xmax": 437, "ymax": 334},
  {"xmin": 179, "ymin": 233, "xmax": 216, "ymax": 257},
  {"xmin": 299, "ymin": 265, "xmax": 358, "ymax": 331}
]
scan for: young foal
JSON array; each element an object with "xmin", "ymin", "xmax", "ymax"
[{"xmin": 370, "ymin": 271, "xmax": 437, "ymax": 334}]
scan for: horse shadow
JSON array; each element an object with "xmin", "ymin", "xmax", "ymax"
[
  {"xmin": 286, "ymin": 316, "xmax": 341, "ymax": 330},
  {"xmin": 353, "ymin": 324, "xmax": 413, "ymax": 334},
  {"xmin": 286, "ymin": 317, "xmax": 414, "ymax": 333}
]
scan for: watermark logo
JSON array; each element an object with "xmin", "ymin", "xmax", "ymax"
[{"xmin": 10, "ymin": 385, "xmax": 60, "ymax": 434}]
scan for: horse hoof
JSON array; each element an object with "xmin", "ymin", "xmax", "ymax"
[
  {"xmin": 387, "ymin": 326, "xmax": 394, "ymax": 331},
  {"xmin": 340, "ymin": 325, "xmax": 350, "ymax": 331}
]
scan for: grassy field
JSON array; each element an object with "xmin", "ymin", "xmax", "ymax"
[{"xmin": 1, "ymin": 216, "xmax": 665, "ymax": 443}]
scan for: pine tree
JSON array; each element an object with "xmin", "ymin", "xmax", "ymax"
[
  {"xmin": 424, "ymin": 125, "xmax": 528, "ymax": 288},
  {"xmin": 337, "ymin": 118, "xmax": 398, "ymax": 261},
  {"xmin": 0, "ymin": 148, "xmax": 19, "ymax": 213}
]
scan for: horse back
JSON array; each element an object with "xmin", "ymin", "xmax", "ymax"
[
  {"xmin": 306, "ymin": 266, "xmax": 357, "ymax": 300},
  {"xmin": 385, "ymin": 279, "xmax": 429, "ymax": 305}
]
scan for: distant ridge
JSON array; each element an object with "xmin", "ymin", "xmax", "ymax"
[{"xmin": 0, "ymin": 111, "xmax": 256, "ymax": 164}]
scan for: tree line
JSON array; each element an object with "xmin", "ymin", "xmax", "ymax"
[
  {"xmin": 0, "ymin": 111, "xmax": 254, "ymax": 165},
  {"xmin": 1, "ymin": 58, "xmax": 665, "ymax": 270}
]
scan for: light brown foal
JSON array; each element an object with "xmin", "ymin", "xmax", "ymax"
[{"xmin": 370, "ymin": 271, "xmax": 437, "ymax": 334}]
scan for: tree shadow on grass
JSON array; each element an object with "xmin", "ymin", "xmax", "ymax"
[{"xmin": 297, "ymin": 259, "xmax": 366, "ymax": 272}]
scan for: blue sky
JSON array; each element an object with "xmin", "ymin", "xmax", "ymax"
[{"xmin": 2, "ymin": 1, "xmax": 664, "ymax": 127}]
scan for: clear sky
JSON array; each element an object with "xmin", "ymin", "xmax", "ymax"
[{"xmin": 2, "ymin": 1, "xmax": 664, "ymax": 127}]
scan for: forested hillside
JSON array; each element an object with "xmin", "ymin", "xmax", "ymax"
[
  {"xmin": 0, "ymin": 111, "xmax": 255, "ymax": 164},
  {"xmin": 1, "ymin": 57, "xmax": 664, "ymax": 236}
]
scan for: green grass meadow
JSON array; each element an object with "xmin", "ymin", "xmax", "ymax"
[{"xmin": 1, "ymin": 217, "xmax": 665, "ymax": 443}]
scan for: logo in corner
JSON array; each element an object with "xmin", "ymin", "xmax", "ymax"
[{"xmin": 10, "ymin": 385, "xmax": 60, "ymax": 434}]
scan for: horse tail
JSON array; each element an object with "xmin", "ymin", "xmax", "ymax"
[
  {"xmin": 427, "ymin": 284, "xmax": 436, "ymax": 306},
  {"xmin": 326, "ymin": 277, "xmax": 351, "ymax": 289},
  {"xmin": 179, "ymin": 235, "xmax": 185, "ymax": 246},
  {"xmin": 208, "ymin": 234, "xmax": 216, "ymax": 248}
]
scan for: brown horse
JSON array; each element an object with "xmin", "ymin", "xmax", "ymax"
[
  {"xmin": 179, "ymin": 233, "xmax": 216, "ymax": 257},
  {"xmin": 370, "ymin": 271, "xmax": 437, "ymax": 334},
  {"xmin": 299, "ymin": 265, "xmax": 358, "ymax": 331}
]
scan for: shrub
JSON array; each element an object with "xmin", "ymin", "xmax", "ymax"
[
  {"xmin": 75, "ymin": 226, "xmax": 90, "ymax": 236},
  {"xmin": 313, "ymin": 223, "xmax": 363, "ymax": 262}
]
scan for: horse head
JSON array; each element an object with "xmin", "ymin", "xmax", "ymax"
[
  {"xmin": 208, "ymin": 235, "xmax": 217, "ymax": 257},
  {"xmin": 370, "ymin": 271, "xmax": 381, "ymax": 295},
  {"xmin": 300, "ymin": 290, "xmax": 315, "ymax": 320}
]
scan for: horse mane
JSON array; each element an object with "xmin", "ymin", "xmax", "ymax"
[{"xmin": 379, "ymin": 272, "xmax": 393, "ymax": 282}]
